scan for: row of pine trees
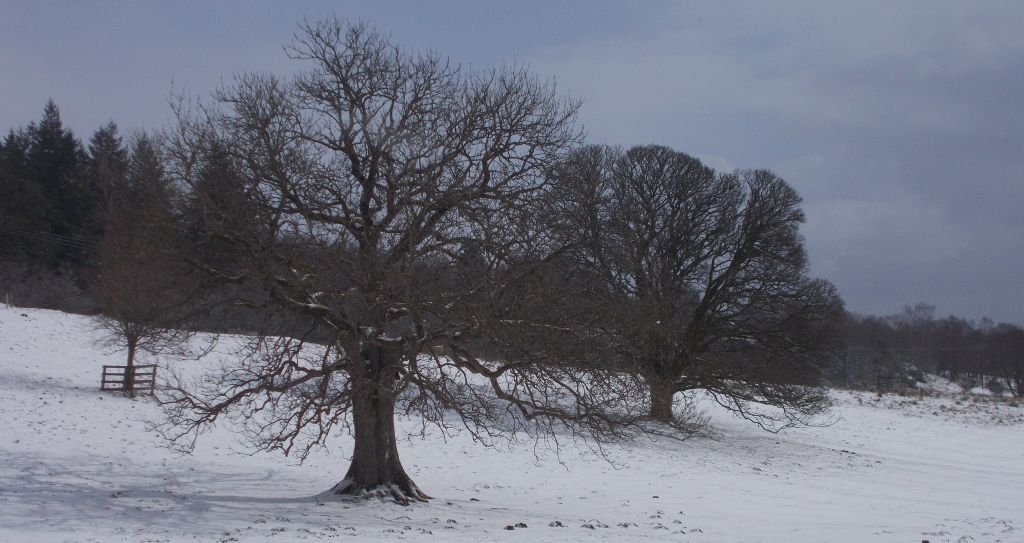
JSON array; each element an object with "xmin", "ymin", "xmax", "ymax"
[{"xmin": 1, "ymin": 100, "xmax": 167, "ymax": 270}]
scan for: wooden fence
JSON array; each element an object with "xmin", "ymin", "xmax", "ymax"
[{"xmin": 100, "ymin": 364, "xmax": 158, "ymax": 395}]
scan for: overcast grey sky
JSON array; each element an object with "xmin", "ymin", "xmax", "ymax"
[{"xmin": 3, "ymin": 1, "xmax": 1022, "ymax": 323}]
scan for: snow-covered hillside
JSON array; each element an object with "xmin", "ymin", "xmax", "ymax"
[{"xmin": 1, "ymin": 306, "xmax": 1022, "ymax": 542}]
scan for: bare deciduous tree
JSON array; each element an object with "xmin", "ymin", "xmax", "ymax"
[
  {"xmin": 988, "ymin": 324, "xmax": 1024, "ymax": 397},
  {"xmin": 156, "ymin": 19, "xmax": 647, "ymax": 504},
  {"xmin": 551, "ymin": 145, "xmax": 844, "ymax": 429},
  {"xmin": 94, "ymin": 135, "xmax": 197, "ymax": 397}
]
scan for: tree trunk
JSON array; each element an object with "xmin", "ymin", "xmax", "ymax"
[
  {"xmin": 648, "ymin": 375, "xmax": 676, "ymax": 421},
  {"xmin": 329, "ymin": 340, "xmax": 429, "ymax": 505},
  {"xmin": 125, "ymin": 340, "xmax": 137, "ymax": 399}
]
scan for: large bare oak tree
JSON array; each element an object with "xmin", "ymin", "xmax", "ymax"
[
  {"xmin": 551, "ymin": 145, "xmax": 844, "ymax": 428},
  {"xmin": 156, "ymin": 20, "xmax": 645, "ymax": 504}
]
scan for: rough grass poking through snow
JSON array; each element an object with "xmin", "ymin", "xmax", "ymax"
[{"xmin": 1, "ymin": 306, "xmax": 1023, "ymax": 542}]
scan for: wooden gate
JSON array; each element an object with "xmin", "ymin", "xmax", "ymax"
[{"xmin": 100, "ymin": 364, "xmax": 158, "ymax": 394}]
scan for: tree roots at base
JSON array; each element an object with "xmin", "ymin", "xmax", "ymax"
[{"xmin": 329, "ymin": 478, "xmax": 432, "ymax": 506}]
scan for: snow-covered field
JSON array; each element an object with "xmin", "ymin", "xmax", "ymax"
[{"xmin": 1, "ymin": 307, "xmax": 1022, "ymax": 542}]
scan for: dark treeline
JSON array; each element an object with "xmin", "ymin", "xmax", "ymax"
[
  {"xmin": 2, "ymin": 99, "xmax": 1021, "ymax": 404},
  {"xmin": 0, "ymin": 100, "xmax": 167, "ymax": 312},
  {"xmin": 0, "ymin": 101, "xmax": 269, "ymax": 331},
  {"xmin": 837, "ymin": 302, "xmax": 1024, "ymax": 397}
]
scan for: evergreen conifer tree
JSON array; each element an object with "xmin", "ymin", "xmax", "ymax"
[
  {"xmin": 26, "ymin": 100, "xmax": 90, "ymax": 265},
  {"xmin": 0, "ymin": 128, "xmax": 49, "ymax": 258}
]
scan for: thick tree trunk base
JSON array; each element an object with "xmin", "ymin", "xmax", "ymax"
[
  {"xmin": 330, "ymin": 339, "xmax": 431, "ymax": 505},
  {"xmin": 648, "ymin": 378, "xmax": 676, "ymax": 422},
  {"xmin": 328, "ymin": 475, "xmax": 431, "ymax": 506}
]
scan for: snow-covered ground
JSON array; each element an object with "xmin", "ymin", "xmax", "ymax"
[{"xmin": 1, "ymin": 307, "xmax": 1022, "ymax": 542}]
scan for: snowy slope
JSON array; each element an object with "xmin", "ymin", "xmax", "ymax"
[{"xmin": 1, "ymin": 306, "xmax": 1022, "ymax": 542}]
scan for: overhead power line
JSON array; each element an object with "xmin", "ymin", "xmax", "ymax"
[
  {"xmin": 0, "ymin": 224, "xmax": 98, "ymax": 250},
  {"xmin": 845, "ymin": 346, "xmax": 985, "ymax": 353}
]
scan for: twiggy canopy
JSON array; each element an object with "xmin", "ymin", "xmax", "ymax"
[
  {"xmin": 550, "ymin": 145, "xmax": 844, "ymax": 428},
  {"xmin": 156, "ymin": 19, "xmax": 647, "ymax": 504}
]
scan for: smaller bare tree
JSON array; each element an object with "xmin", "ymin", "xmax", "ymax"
[
  {"xmin": 988, "ymin": 324, "xmax": 1024, "ymax": 397},
  {"xmin": 93, "ymin": 135, "xmax": 198, "ymax": 397}
]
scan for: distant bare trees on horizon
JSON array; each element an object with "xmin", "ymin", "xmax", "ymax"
[{"xmin": 840, "ymin": 303, "xmax": 1024, "ymax": 396}]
